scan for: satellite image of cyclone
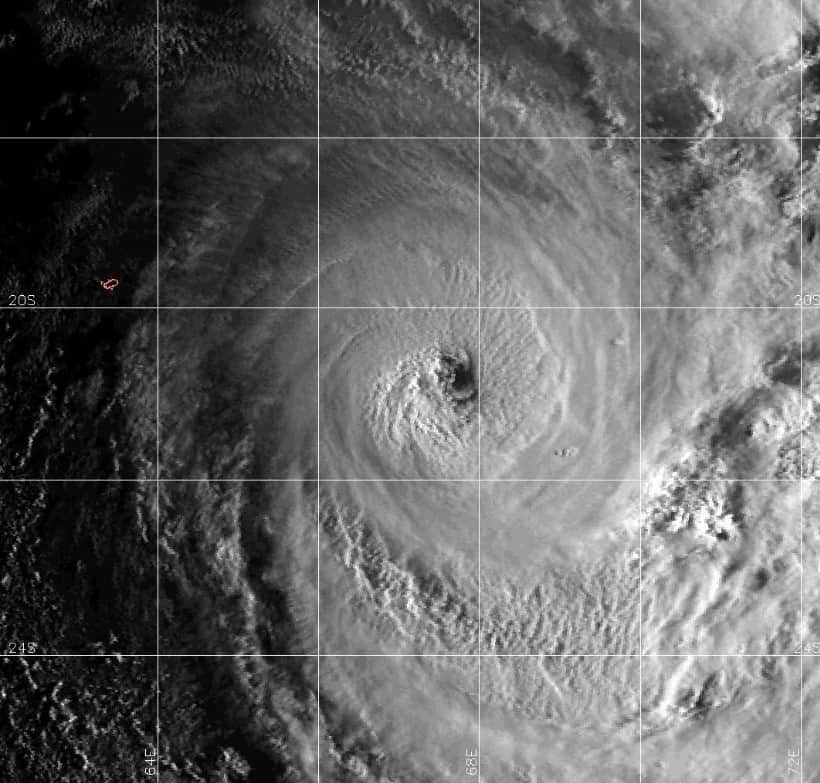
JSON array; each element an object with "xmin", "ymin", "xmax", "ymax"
[{"xmin": 2, "ymin": 0, "xmax": 820, "ymax": 782}]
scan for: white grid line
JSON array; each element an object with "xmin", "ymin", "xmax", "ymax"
[
  {"xmin": 476, "ymin": 1, "xmax": 482, "ymax": 777},
  {"xmin": 0, "ymin": 477, "xmax": 808, "ymax": 483},
  {"xmin": 154, "ymin": 0, "xmax": 162, "ymax": 780},
  {"xmin": 4, "ymin": 652, "xmax": 813, "ymax": 659},
  {"xmin": 154, "ymin": 0, "xmax": 161, "ymax": 771},
  {"xmin": 638, "ymin": 0, "xmax": 644, "ymax": 779},
  {"xmin": 0, "ymin": 305, "xmax": 805, "ymax": 310},
  {"xmin": 317, "ymin": 2, "xmax": 322, "ymax": 781},
  {"xmin": 1, "ymin": 135, "xmax": 810, "ymax": 141},
  {"xmin": 800, "ymin": 1, "xmax": 805, "ymax": 780}
]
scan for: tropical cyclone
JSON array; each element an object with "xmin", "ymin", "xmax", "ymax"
[
  {"xmin": 7, "ymin": 0, "xmax": 820, "ymax": 781},
  {"xmin": 151, "ymin": 2, "xmax": 820, "ymax": 783}
]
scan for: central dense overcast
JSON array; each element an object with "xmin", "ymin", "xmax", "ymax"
[{"xmin": 2, "ymin": 0, "xmax": 820, "ymax": 782}]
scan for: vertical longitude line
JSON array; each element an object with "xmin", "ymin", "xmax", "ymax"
[
  {"xmin": 637, "ymin": 0, "xmax": 643, "ymax": 780},
  {"xmin": 799, "ymin": 2, "xmax": 805, "ymax": 780},
  {"xmin": 476, "ymin": 0, "xmax": 482, "ymax": 778},
  {"xmin": 316, "ymin": 3, "xmax": 322, "ymax": 782},
  {"xmin": 155, "ymin": 0, "xmax": 161, "ymax": 768}
]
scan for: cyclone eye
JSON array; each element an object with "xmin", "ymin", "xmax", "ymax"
[{"xmin": 434, "ymin": 349, "xmax": 476, "ymax": 403}]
